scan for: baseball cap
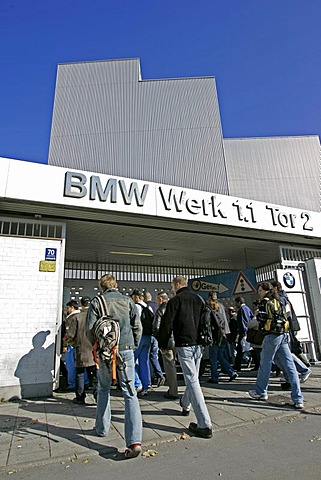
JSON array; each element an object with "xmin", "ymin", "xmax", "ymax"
[
  {"xmin": 80, "ymin": 296, "xmax": 91, "ymax": 306},
  {"xmin": 131, "ymin": 289, "xmax": 143, "ymax": 297}
]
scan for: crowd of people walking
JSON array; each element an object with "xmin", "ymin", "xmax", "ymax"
[{"xmin": 59, "ymin": 274, "xmax": 312, "ymax": 459}]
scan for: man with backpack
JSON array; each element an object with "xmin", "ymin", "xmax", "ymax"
[
  {"xmin": 131, "ymin": 289, "xmax": 156, "ymax": 396},
  {"xmin": 85, "ymin": 275, "xmax": 143, "ymax": 459},
  {"xmin": 248, "ymin": 282, "xmax": 304, "ymax": 410},
  {"xmin": 144, "ymin": 290, "xmax": 166, "ymax": 388}
]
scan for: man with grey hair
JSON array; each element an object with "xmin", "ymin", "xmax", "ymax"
[
  {"xmin": 158, "ymin": 276, "xmax": 212, "ymax": 439},
  {"xmin": 86, "ymin": 274, "xmax": 143, "ymax": 458}
]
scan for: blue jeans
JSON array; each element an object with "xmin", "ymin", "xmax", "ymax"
[
  {"xmin": 134, "ymin": 335, "xmax": 151, "ymax": 390},
  {"xmin": 281, "ymin": 354, "xmax": 311, "ymax": 382},
  {"xmin": 255, "ymin": 333, "xmax": 303, "ymax": 404},
  {"xmin": 95, "ymin": 349, "xmax": 142, "ymax": 448},
  {"xmin": 65, "ymin": 346, "xmax": 89, "ymax": 390},
  {"xmin": 209, "ymin": 338, "xmax": 235, "ymax": 381},
  {"xmin": 75, "ymin": 365, "xmax": 96, "ymax": 400},
  {"xmin": 65, "ymin": 346, "xmax": 76, "ymax": 389},
  {"xmin": 149, "ymin": 336, "xmax": 164, "ymax": 381},
  {"xmin": 177, "ymin": 345, "xmax": 212, "ymax": 429}
]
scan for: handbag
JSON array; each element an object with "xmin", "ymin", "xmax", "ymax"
[{"xmin": 246, "ymin": 328, "xmax": 264, "ymax": 346}]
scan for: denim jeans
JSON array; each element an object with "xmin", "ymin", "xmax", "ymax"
[
  {"xmin": 95, "ymin": 349, "xmax": 142, "ymax": 447},
  {"xmin": 134, "ymin": 335, "xmax": 151, "ymax": 390},
  {"xmin": 280, "ymin": 353, "xmax": 311, "ymax": 382},
  {"xmin": 255, "ymin": 333, "xmax": 303, "ymax": 404},
  {"xmin": 177, "ymin": 345, "xmax": 212, "ymax": 429},
  {"xmin": 209, "ymin": 338, "xmax": 235, "ymax": 381},
  {"xmin": 65, "ymin": 346, "xmax": 76, "ymax": 389},
  {"xmin": 149, "ymin": 336, "xmax": 164, "ymax": 382},
  {"xmin": 75, "ymin": 365, "xmax": 96, "ymax": 400}
]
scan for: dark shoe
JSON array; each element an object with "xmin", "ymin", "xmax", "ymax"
[
  {"xmin": 72, "ymin": 397, "xmax": 85, "ymax": 405},
  {"xmin": 207, "ymin": 379, "xmax": 219, "ymax": 384},
  {"xmin": 281, "ymin": 381, "xmax": 291, "ymax": 391},
  {"xmin": 180, "ymin": 397, "xmax": 190, "ymax": 416},
  {"xmin": 164, "ymin": 392, "xmax": 179, "ymax": 400},
  {"xmin": 189, "ymin": 422, "xmax": 212, "ymax": 439},
  {"xmin": 138, "ymin": 389, "xmax": 148, "ymax": 397},
  {"xmin": 54, "ymin": 386, "xmax": 71, "ymax": 393},
  {"xmin": 156, "ymin": 376, "xmax": 166, "ymax": 388},
  {"xmin": 229, "ymin": 373, "xmax": 238, "ymax": 382}
]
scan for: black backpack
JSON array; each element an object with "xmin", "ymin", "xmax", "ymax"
[
  {"xmin": 197, "ymin": 297, "xmax": 213, "ymax": 347},
  {"xmin": 210, "ymin": 310, "xmax": 225, "ymax": 346},
  {"xmin": 138, "ymin": 303, "xmax": 154, "ymax": 336}
]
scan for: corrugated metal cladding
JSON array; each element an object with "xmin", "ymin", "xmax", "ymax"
[
  {"xmin": 224, "ymin": 136, "xmax": 321, "ymax": 212},
  {"xmin": 48, "ymin": 58, "xmax": 228, "ymax": 194}
]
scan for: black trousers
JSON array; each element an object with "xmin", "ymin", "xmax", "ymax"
[{"xmin": 234, "ymin": 337, "xmax": 245, "ymax": 371}]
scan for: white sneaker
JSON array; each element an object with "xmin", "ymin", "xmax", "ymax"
[
  {"xmin": 300, "ymin": 370, "xmax": 312, "ymax": 383},
  {"xmin": 294, "ymin": 402, "xmax": 304, "ymax": 410},
  {"xmin": 249, "ymin": 390, "xmax": 268, "ymax": 401}
]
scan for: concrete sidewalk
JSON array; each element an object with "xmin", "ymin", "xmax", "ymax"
[{"xmin": 1, "ymin": 365, "xmax": 321, "ymax": 473}]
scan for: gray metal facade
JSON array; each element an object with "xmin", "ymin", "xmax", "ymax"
[
  {"xmin": 48, "ymin": 58, "xmax": 228, "ymax": 194},
  {"xmin": 224, "ymin": 136, "xmax": 321, "ymax": 211}
]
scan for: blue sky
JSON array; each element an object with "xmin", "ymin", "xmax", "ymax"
[{"xmin": 0, "ymin": 0, "xmax": 320, "ymax": 164}]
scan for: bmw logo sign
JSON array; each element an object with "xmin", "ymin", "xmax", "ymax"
[
  {"xmin": 191, "ymin": 280, "xmax": 201, "ymax": 291},
  {"xmin": 283, "ymin": 272, "xmax": 295, "ymax": 289}
]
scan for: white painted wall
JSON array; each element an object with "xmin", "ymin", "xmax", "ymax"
[{"xmin": 0, "ymin": 236, "xmax": 65, "ymax": 399}]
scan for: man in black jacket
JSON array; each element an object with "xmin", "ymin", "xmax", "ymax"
[{"xmin": 158, "ymin": 276, "xmax": 212, "ymax": 439}]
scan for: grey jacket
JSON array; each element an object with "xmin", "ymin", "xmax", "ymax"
[{"xmin": 85, "ymin": 289, "xmax": 142, "ymax": 351}]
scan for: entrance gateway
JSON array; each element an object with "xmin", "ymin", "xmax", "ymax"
[{"xmin": 1, "ymin": 157, "xmax": 321, "ymax": 400}]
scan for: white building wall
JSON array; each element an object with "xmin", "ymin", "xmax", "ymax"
[
  {"xmin": 48, "ymin": 59, "xmax": 228, "ymax": 195},
  {"xmin": 224, "ymin": 136, "xmax": 321, "ymax": 212},
  {"xmin": 0, "ymin": 236, "xmax": 65, "ymax": 400}
]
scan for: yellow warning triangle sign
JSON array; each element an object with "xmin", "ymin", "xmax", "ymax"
[{"xmin": 232, "ymin": 272, "xmax": 256, "ymax": 295}]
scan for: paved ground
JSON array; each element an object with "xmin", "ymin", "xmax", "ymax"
[{"xmin": 1, "ymin": 364, "xmax": 320, "ymax": 474}]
